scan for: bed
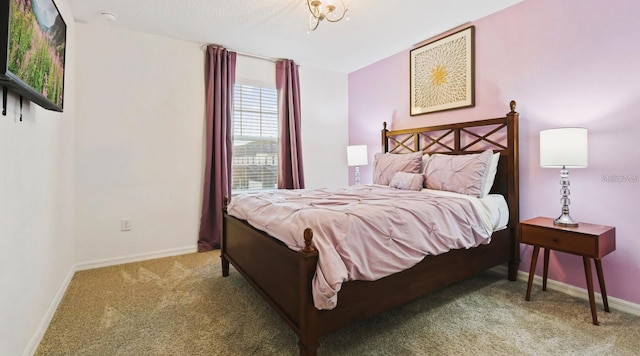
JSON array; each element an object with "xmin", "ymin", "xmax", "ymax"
[{"xmin": 221, "ymin": 100, "xmax": 520, "ymax": 355}]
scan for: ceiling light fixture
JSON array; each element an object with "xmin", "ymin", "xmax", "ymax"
[{"xmin": 306, "ymin": 0, "xmax": 349, "ymax": 32}]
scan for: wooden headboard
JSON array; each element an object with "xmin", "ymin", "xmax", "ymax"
[{"xmin": 381, "ymin": 100, "xmax": 519, "ymax": 230}]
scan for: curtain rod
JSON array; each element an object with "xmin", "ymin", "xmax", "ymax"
[
  {"xmin": 237, "ymin": 50, "xmax": 278, "ymax": 63},
  {"xmin": 201, "ymin": 44, "xmax": 278, "ymax": 63}
]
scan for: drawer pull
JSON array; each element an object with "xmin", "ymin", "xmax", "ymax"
[{"xmin": 552, "ymin": 238, "xmax": 559, "ymax": 243}]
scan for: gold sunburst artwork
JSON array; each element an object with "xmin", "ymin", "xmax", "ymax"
[
  {"xmin": 430, "ymin": 64, "xmax": 448, "ymax": 87},
  {"xmin": 410, "ymin": 26, "xmax": 475, "ymax": 115}
]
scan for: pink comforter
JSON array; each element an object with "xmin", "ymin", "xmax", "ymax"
[{"xmin": 227, "ymin": 185, "xmax": 494, "ymax": 310}]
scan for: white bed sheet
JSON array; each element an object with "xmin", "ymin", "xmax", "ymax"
[{"xmin": 418, "ymin": 188, "xmax": 509, "ymax": 231}]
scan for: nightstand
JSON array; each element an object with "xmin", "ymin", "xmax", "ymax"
[{"xmin": 520, "ymin": 217, "xmax": 616, "ymax": 325}]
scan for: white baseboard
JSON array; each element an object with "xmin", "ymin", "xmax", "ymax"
[
  {"xmin": 23, "ymin": 264, "xmax": 76, "ymax": 356},
  {"xmin": 491, "ymin": 265, "xmax": 640, "ymax": 317},
  {"xmin": 24, "ymin": 246, "xmax": 198, "ymax": 356},
  {"xmin": 75, "ymin": 245, "xmax": 198, "ymax": 271}
]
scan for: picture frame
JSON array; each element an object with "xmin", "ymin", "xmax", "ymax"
[{"xmin": 410, "ymin": 26, "xmax": 475, "ymax": 116}]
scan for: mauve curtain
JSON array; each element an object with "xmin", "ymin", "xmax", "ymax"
[
  {"xmin": 276, "ymin": 59, "xmax": 305, "ymax": 189},
  {"xmin": 198, "ymin": 46, "xmax": 236, "ymax": 251}
]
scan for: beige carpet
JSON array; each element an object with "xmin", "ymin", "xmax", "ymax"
[{"xmin": 36, "ymin": 251, "xmax": 640, "ymax": 355}]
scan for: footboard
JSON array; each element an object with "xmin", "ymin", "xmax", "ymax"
[
  {"xmin": 223, "ymin": 211, "xmax": 515, "ymax": 355},
  {"xmin": 221, "ymin": 210, "xmax": 320, "ymax": 352}
]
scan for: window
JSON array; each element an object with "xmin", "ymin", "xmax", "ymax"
[{"xmin": 232, "ymin": 84, "xmax": 278, "ymax": 193}]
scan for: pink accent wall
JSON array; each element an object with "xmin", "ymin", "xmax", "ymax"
[{"xmin": 348, "ymin": 0, "xmax": 640, "ymax": 305}]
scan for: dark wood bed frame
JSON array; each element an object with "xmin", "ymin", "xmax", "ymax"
[{"xmin": 221, "ymin": 101, "xmax": 520, "ymax": 355}]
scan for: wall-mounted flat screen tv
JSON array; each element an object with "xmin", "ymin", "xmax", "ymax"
[{"xmin": 0, "ymin": 0, "xmax": 66, "ymax": 112}]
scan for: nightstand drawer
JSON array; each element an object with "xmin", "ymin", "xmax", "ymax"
[
  {"xmin": 521, "ymin": 224, "xmax": 596, "ymax": 256},
  {"xmin": 520, "ymin": 217, "xmax": 616, "ymax": 258}
]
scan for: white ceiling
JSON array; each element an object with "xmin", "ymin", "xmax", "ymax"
[{"xmin": 67, "ymin": 0, "xmax": 523, "ymax": 73}]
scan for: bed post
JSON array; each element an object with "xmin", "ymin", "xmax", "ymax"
[
  {"xmin": 298, "ymin": 228, "xmax": 320, "ymax": 356},
  {"xmin": 506, "ymin": 100, "xmax": 520, "ymax": 281},
  {"xmin": 381, "ymin": 122, "xmax": 389, "ymax": 153}
]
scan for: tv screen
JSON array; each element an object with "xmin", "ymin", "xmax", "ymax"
[{"xmin": 0, "ymin": 0, "xmax": 66, "ymax": 112}]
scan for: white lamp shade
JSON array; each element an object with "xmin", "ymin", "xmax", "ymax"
[
  {"xmin": 347, "ymin": 145, "xmax": 368, "ymax": 166},
  {"xmin": 540, "ymin": 128, "xmax": 588, "ymax": 168}
]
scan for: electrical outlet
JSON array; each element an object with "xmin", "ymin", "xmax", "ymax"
[{"xmin": 120, "ymin": 218, "xmax": 131, "ymax": 231}]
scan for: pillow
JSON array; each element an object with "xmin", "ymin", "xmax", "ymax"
[
  {"xmin": 421, "ymin": 154, "xmax": 430, "ymax": 172},
  {"xmin": 372, "ymin": 152, "xmax": 423, "ymax": 185},
  {"xmin": 483, "ymin": 152, "xmax": 500, "ymax": 196},
  {"xmin": 389, "ymin": 172, "xmax": 424, "ymax": 191},
  {"xmin": 423, "ymin": 150, "xmax": 494, "ymax": 197}
]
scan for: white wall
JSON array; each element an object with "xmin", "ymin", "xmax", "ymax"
[
  {"xmin": 74, "ymin": 23, "xmax": 349, "ymax": 265},
  {"xmin": 74, "ymin": 24, "xmax": 205, "ymax": 265},
  {"xmin": 0, "ymin": 1, "xmax": 76, "ymax": 355},
  {"xmin": 236, "ymin": 55, "xmax": 276, "ymax": 87},
  {"xmin": 299, "ymin": 65, "xmax": 349, "ymax": 188}
]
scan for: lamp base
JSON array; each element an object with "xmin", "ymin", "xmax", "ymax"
[
  {"xmin": 553, "ymin": 165, "xmax": 579, "ymax": 227},
  {"xmin": 554, "ymin": 213, "xmax": 579, "ymax": 227}
]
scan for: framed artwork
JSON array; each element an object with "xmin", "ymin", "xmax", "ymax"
[{"xmin": 410, "ymin": 26, "xmax": 475, "ymax": 116}]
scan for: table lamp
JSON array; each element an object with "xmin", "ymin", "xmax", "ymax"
[{"xmin": 540, "ymin": 128, "xmax": 588, "ymax": 226}]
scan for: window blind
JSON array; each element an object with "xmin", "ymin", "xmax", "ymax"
[{"xmin": 232, "ymin": 84, "xmax": 278, "ymax": 193}]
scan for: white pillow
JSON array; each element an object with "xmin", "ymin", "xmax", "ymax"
[
  {"xmin": 483, "ymin": 152, "xmax": 500, "ymax": 196},
  {"xmin": 421, "ymin": 154, "xmax": 430, "ymax": 172}
]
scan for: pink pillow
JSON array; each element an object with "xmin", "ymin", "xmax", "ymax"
[
  {"xmin": 372, "ymin": 152, "xmax": 423, "ymax": 185},
  {"xmin": 389, "ymin": 172, "xmax": 424, "ymax": 191},
  {"xmin": 424, "ymin": 150, "xmax": 494, "ymax": 197}
]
